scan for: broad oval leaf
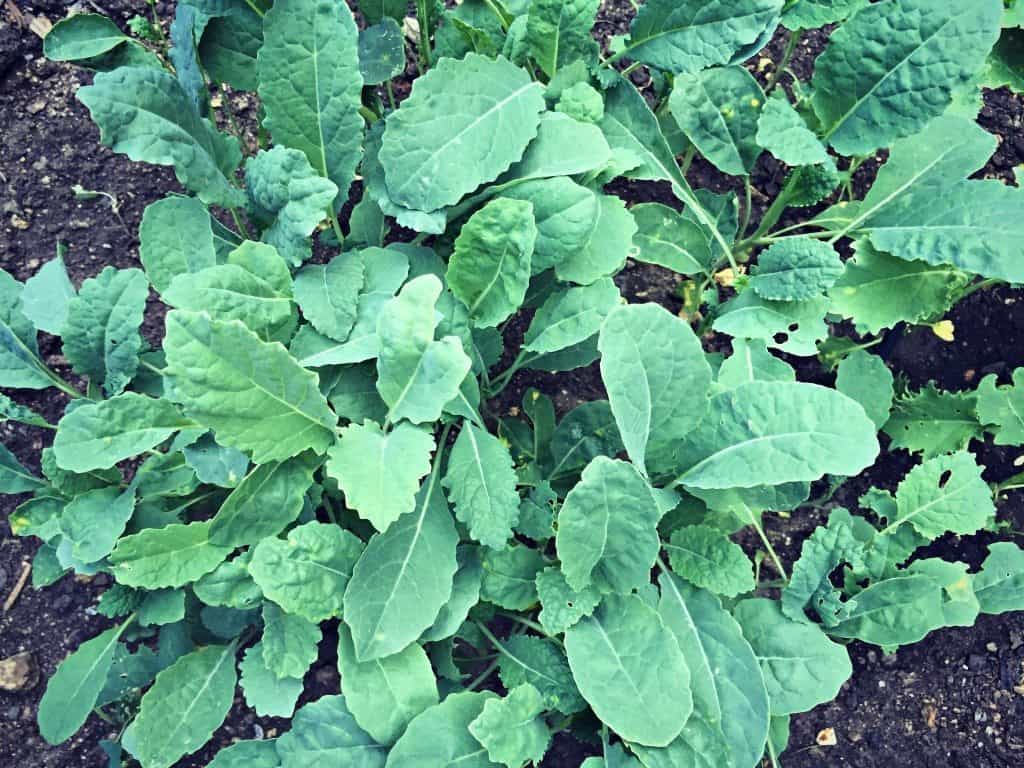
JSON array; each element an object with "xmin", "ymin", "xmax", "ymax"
[
  {"xmin": 293, "ymin": 252, "xmax": 365, "ymax": 341},
  {"xmin": 526, "ymin": 0, "xmax": 600, "ymax": 78},
  {"xmin": 665, "ymin": 525, "xmax": 755, "ymax": 598},
  {"xmin": 139, "ymin": 196, "xmax": 217, "ymax": 294},
  {"xmin": 524, "ymin": 278, "xmax": 620, "ymax": 356},
  {"xmin": 43, "ymin": 13, "xmax": 129, "ymax": 60},
  {"xmin": 276, "ymin": 695, "xmax": 386, "ymax": 767},
  {"xmin": 110, "ymin": 521, "xmax": 231, "ymax": 589},
  {"xmin": 385, "ymin": 691, "xmax": 495, "ymax": 768}
]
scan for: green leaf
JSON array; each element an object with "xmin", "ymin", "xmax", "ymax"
[
  {"xmin": 63, "ymin": 266, "xmax": 149, "ymax": 396},
  {"xmin": 193, "ymin": 554, "xmax": 261, "ymax": 610},
  {"xmin": 626, "ymin": 0, "xmax": 783, "ymax": 74},
  {"xmin": 358, "ymin": 0, "xmax": 407, "ymax": 24},
  {"xmin": 882, "ymin": 451, "xmax": 994, "ymax": 541},
  {"xmin": 0, "ymin": 393, "xmax": 50, "ymax": 429},
  {"xmin": 748, "ymin": 239, "xmax": 843, "ymax": 301},
  {"xmin": 783, "ymin": 0, "xmax": 867, "ymax": 29},
  {"xmin": 381, "ymin": 53, "xmax": 546, "ymax": 212},
  {"xmin": 337, "ymin": 625, "xmax": 438, "ymax": 745},
  {"xmin": 883, "ymin": 384, "xmax": 982, "ymax": 458},
  {"xmin": 733, "ymin": 598, "xmax": 852, "ymax": 716},
  {"xmin": 122, "ymin": 643, "xmax": 238, "ymax": 768},
  {"xmin": 554, "ymin": 194, "xmax": 637, "ymax": 285},
  {"xmin": 812, "ymin": 0, "xmax": 1002, "ymax": 155},
  {"xmin": 469, "ymin": 684, "xmax": 551, "ymax": 768},
  {"xmin": 164, "ymin": 311, "xmax": 336, "ymax": 463},
  {"xmin": 344, "ymin": 466, "xmax": 459, "ymax": 661},
  {"xmin": 207, "ymin": 739, "xmax": 280, "ymax": 768},
  {"xmin": 21, "ymin": 253, "xmax": 76, "ymax": 334},
  {"xmin": 262, "ymin": 603, "xmax": 322, "ymax": 679},
  {"xmin": 668, "ymin": 66, "xmax": 764, "ymax": 176},
  {"xmin": 713, "ymin": 290, "xmax": 829, "ymax": 357},
  {"xmin": 376, "ymin": 275, "xmax": 472, "ymax": 424},
  {"xmin": 526, "ymin": 0, "xmax": 599, "ymax": 77},
  {"xmin": 246, "ymin": 147, "xmax": 340, "ymax": 266},
  {"xmin": 828, "ymin": 241, "xmax": 967, "ymax": 334},
  {"xmin": 111, "ymin": 521, "xmax": 231, "ymax": 589},
  {"xmin": 716, "ymin": 339, "xmax": 795, "ymax": 391},
  {"xmin": 0, "ymin": 270, "xmax": 50, "ymax": 391},
  {"xmin": 240, "ymin": 642, "xmax": 303, "ymax": 718},
  {"xmin": 259, "ymin": 0, "xmax": 364, "ymax": 209},
  {"xmin": 499, "ymin": 178, "xmax": 598, "ymax": 274},
  {"xmin": 566, "ymin": 593, "xmax": 691, "ymax": 747},
  {"xmin": 53, "ymin": 393, "xmax": 194, "ymax": 472},
  {"xmin": 556, "ymin": 457, "xmax": 662, "ymax": 594},
  {"xmin": 674, "ymin": 381, "xmax": 879, "ymax": 490},
  {"xmin": 38, "ymin": 620, "xmax": 127, "ymax": 745},
  {"xmin": 447, "ymin": 199, "xmax": 537, "ymax": 328},
  {"xmin": 359, "ymin": 19, "xmax": 406, "ymax": 85},
  {"xmin": 210, "ymin": 452, "xmax": 319, "ymax": 546},
  {"xmin": 78, "ymin": 67, "xmax": 244, "ymax": 207},
  {"xmin": 631, "ymin": 203, "xmax": 710, "ymax": 276},
  {"xmin": 443, "ymin": 423, "xmax": 520, "ymax": 549},
  {"xmin": 755, "ymin": 94, "xmax": 829, "ymax": 166},
  {"xmin": 977, "ymin": 370, "xmax": 1024, "ymax": 445},
  {"xmin": 182, "ymin": 432, "xmax": 250, "ymax": 487},
  {"xmin": 328, "ymin": 363, "xmax": 389, "ymax": 423},
  {"xmin": 504, "ymin": 111, "xmax": 612, "ymax": 181},
  {"xmin": 975, "ymin": 542, "xmax": 1024, "ymax": 614},
  {"xmin": 61, "ymin": 487, "xmax": 135, "ymax": 564},
  {"xmin": 0, "ymin": 444, "xmax": 43, "ymax": 493},
  {"xmin": 480, "ymin": 544, "xmax": 545, "ymax": 610},
  {"xmin": 648, "ymin": 572, "xmax": 769, "ymax": 768},
  {"xmin": 385, "ymin": 691, "xmax": 495, "ymax": 768},
  {"xmin": 422, "ymin": 545, "xmax": 484, "ymax": 642},
  {"xmin": 276, "ymin": 695, "xmax": 385, "ymax": 767},
  {"xmin": 835, "ymin": 349, "xmax": 894, "ymax": 429},
  {"xmin": 43, "ymin": 13, "xmax": 129, "ymax": 60},
  {"xmin": 328, "ymin": 421, "xmax": 435, "ymax": 532},
  {"xmin": 250, "ymin": 521, "xmax": 364, "ymax": 622},
  {"xmin": 524, "ymin": 278, "xmax": 620, "ymax": 356},
  {"xmin": 536, "ymin": 566, "xmax": 600, "ymax": 635},
  {"xmin": 198, "ymin": 5, "xmax": 263, "ymax": 92},
  {"xmin": 907, "ymin": 558, "xmax": 979, "ymax": 628},
  {"xmin": 599, "ymin": 303, "xmax": 712, "ymax": 476},
  {"xmin": 665, "ymin": 525, "xmax": 755, "ymax": 598},
  {"xmin": 498, "ymin": 635, "xmax": 585, "ymax": 715},
  {"xmin": 138, "ymin": 196, "xmax": 218, "ymax": 294},
  {"xmin": 829, "ymin": 575, "xmax": 945, "ymax": 647},
  {"xmin": 549, "ymin": 400, "xmax": 623, "ymax": 477}
]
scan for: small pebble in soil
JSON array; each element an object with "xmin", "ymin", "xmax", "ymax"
[
  {"xmin": 0, "ymin": 652, "xmax": 38, "ymax": 692},
  {"xmin": 816, "ymin": 728, "xmax": 838, "ymax": 746}
]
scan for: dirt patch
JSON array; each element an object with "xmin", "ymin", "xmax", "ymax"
[{"xmin": 2, "ymin": 1, "xmax": 1024, "ymax": 766}]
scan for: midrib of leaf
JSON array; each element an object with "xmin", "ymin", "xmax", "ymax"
[
  {"xmin": 311, "ymin": 10, "xmax": 330, "ymax": 181},
  {"xmin": 388, "ymin": 81, "xmax": 540, "ymax": 202},
  {"xmin": 664, "ymin": 541, "xmax": 717, "ymax": 569},
  {"xmin": 468, "ymin": 241, "xmax": 514, "ymax": 317},
  {"xmin": 629, "ymin": 4, "xmax": 763, "ymax": 54},
  {"xmin": 840, "ymin": 577, "xmax": 931, "ymax": 620},
  {"xmin": 881, "ymin": 473, "xmax": 978, "ymax": 536},
  {"xmin": 590, "ymin": 614, "xmax": 660, "ymax": 723},
  {"xmin": 0, "ymin": 460, "xmax": 42, "ymax": 486},
  {"xmin": 678, "ymin": 430, "xmax": 846, "ymax": 487},
  {"xmin": 695, "ymin": 79, "xmax": 743, "ymax": 172},
  {"xmin": 53, "ymin": 623, "xmax": 124, "ymax": 720},
  {"xmin": 659, "ymin": 574, "xmax": 724, "ymax": 719}
]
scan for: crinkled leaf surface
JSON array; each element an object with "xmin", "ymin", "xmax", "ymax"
[
  {"xmin": 385, "ymin": 691, "xmax": 495, "ymax": 768},
  {"xmin": 111, "ymin": 521, "xmax": 230, "ymax": 589},
  {"xmin": 262, "ymin": 602, "xmax": 322, "ymax": 679},
  {"xmin": 749, "ymin": 239, "xmax": 843, "ymax": 301},
  {"xmin": 835, "ymin": 349, "xmax": 894, "ymax": 429},
  {"xmin": 665, "ymin": 525, "xmax": 755, "ymax": 598},
  {"xmin": 500, "ymin": 178, "xmax": 599, "ymax": 274},
  {"xmin": 883, "ymin": 385, "xmax": 982, "ymax": 458},
  {"xmin": 755, "ymin": 94, "xmax": 829, "ymax": 166},
  {"xmin": 631, "ymin": 203, "xmax": 710, "ymax": 276},
  {"xmin": 468, "ymin": 684, "xmax": 551, "ymax": 768},
  {"xmin": 276, "ymin": 695, "xmax": 385, "ymax": 768},
  {"xmin": 60, "ymin": 486, "xmax": 135, "ymax": 564},
  {"xmin": 240, "ymin": 642, "xmax": 303, "ymax": 718},
  {"xmin": 975, "ymin": 543, "xmax": 1024, "ymax": 614},
  {"xmin": 536, "ymin": 566, "xmax": 600, "ymax": 635},
  {"xmin": 499, "ymin": 634, "xmax": 585, "ymax": 715},
  {"xmin": 480, "ymin": 545, "xmax": 545, "ymax": 610},
  {"xmin": 977, "ymin": 369, "xmax": 1024, "ymax": 445},
  {"xmin": 526, "ymin": 0, "xmax": 599, "ymax": 77}
]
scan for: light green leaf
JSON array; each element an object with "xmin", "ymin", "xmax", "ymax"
[
  {"xmin": 812, "ymin": 0, "xmax": 1002, "ymax": 155},
  {"xmin": 328, "ymin": 421, "xmax": 435, "ymax": 532},
  {"xmin": 60, "ymin": 487, "xmax": 135, "ymax": 564},
  {"xmin": 713, "ymin": 289, "xmax": 828, "ymax": 357},
  {"xmin": 250, "ymin": 522, "xmax": 363, "ymax": 622},
  {"xmin": 748, "ymin": 239, "xmax": 843, "ymax": 301},
  {"xmin": 259, "ymin": 0, "xmax": 363, "ymax": 209},
  {"xmin": 556, "ymin": 457, "xmax": 662, "ymax": 594},
  {"xmin": 977, "ymin": 369, "xmax": 1024, "ymax": 445},
  {"xmin": 883, "ymin": 384, "xmax": 982, "ymax": 458},
  {"xmin": 599, "ymin": 303, "xmax": 712, "ymax": 476},
  {"xmin": 422, "ymin": 545, "xmax": 484, "ymax": 642},
  {"xmin": 358, "ymin": 0, "xmax": 407, "ymax": 24},
  {"xmin": 164, "ymin": 311, "xmax": 336, "ymax": 463},
  {"xmin": 566, "ymin": 593, "xmax": 691, "ymax": 747},
  {"xmin": 835, "ymin": 349, "xmax": 894, "ymax": 429},
  {"xmin": 443, "ymin": 423, "xmax": 520, "ymax": 550},
  {"xmin": 755, "ymin": 95, "xmax": 829, "ymax": 166},
  {"xmin": 669, "ymin": 66, "xmax": 764, "ymax": 176},
  {"xmin": 21, "ymin": 254, "xmax": 75, "ymax": 334},
  {"xmin": 193, "ymin": 554, "xmax": 261, "ymax": 610},
  {"xmin": 975, "ymin": 542, "xmax": 1024, "ymax": 614},
  {"xmin": 246, "ymin": 146, "xmax": 340, "ymax": 265},
  {"xmin": 549, "ymin": 400, "xmax": 624, "ymax": 479},
  {"xmin": 631, "ymin": 203, "xmax": 710, "ymax": 276},
  {"xmin": 337, "ymin": 625, "xmax": 438, "ymax": 745},
  {"xmin": 328, "ymin": 363, "xmax": 389, "ymax": 423},
  {"xmin": 907, "ymin": 558, "xmax": 979, "ymax": 628},
  {"xmin": 469, "ymin": 684, "xmax": 550, "ymax": 768},
  {"xmin": 381, "ymin": 53, "xmax": 545, "ymax": 212},
  {"xmin": 829, "ymin": 575, "xmax": 945, "ymax": 647},
  {"xmin": 62, "ymin": 266, "xmax": 148, "ymax": 396},
  {"xmin": 276, "ymin": 695, "xmax": 385, "ymax": 767},
  {"xmin": 524, "ymin": 278, "xmax": 619, "ymax": 356},
  {"xmin": 210, "ymin": 452, "xmax": 319, "ymax": 547},
  {"xmin": 527, "ymin": 0, "xmax": 599, "ymax": 77},
  {"xmin": 0, "ymin": 444, "xmax": 43, "ymax": 493},
  {"xmin": 43, "ymin": 13, "xmax": 129, "ymax": 60},
  {"xmin": 734, "ymin": 598, "xmax": 852, "ymax": 716},
  {"xmin": 666, "ymin": 525, "xmax": 754, "ymax": 598},
  {"xmin": 480, "ymin": 545, "xmax": 545, "ymax": 610},
  {"xmin": 359, "ymin": 19, "xmax": 405, "ymax": 85},
  {"xmin": 498, "ymin": 635, "xmax": 585, "ymax": 715},
  {"xmin": 227, "ymin": 240, "xmax": 293, "ymax": 295},
  {"xmin": 53, "ymin": 393, "xmax": 194, "ymax": 472},
  {"xmin": 240, "ymin": 642, "xmax": 303, "ymax": 717},
  {"xmin": 0, "ymin": 395, "xmax": 50, "ymax": 429},
  {"xmin": 385, "ymin": 691, "xmax": 495, "ymax": 768},
  {"xmin": 675, "ymin": 381, "xmax": 879, "ymax": 490},
  {"xmin": 78, "ymin": 67, "xmax": 244, "ymax": 207},
  {"xmin": 503, "ymin": 111, "xmax": 612, "ymax": 182},
  {"xmin": 716, "ymin": 338, "xmax": 795, "ymax": 390},
  {"xmin": 376, "ymin": 275, "xmax": 472, "ymax": 425},
  {"xmin": 122, "ymin": 643, "xmax": 237, "ymax": 768},
  {"xmin": 828, "ymin": 241, "xmax": 967, "ymax": 334},
  {"xmin": 626, "ymin": 0, "xmax": 783, "ymax": 74},
  {"xmin": 262, "ymin": 603, "xmax": 322, "ymax": 679},
  {"xmin": 0, "ymin": 270, "xmax": 49, "ymax": 390},
  {"xmin": 206, "ymin": 739, "xmax": 280, "ymax": 768},
  {"xmin": 139, "ymin": 197, "xmax": 217, "ymax": 294},
  {"xmin": 447, "ymin": 198, "xmax": 537, "ymax": 328},
  {"xmin": 554, "ymin": 193, "xmax": 636, "ymax": 285},
  {"xmin": 111, "ymin": 521, "xmax": 230, "ymax": 589},
  {"xmin": 499, "ymin": 178, "xmax": 599, "ymax": 274},
  {"xmin": 536, "ymin": 566, "xmax": 600, "ymax": 635},
  {"xmin": 198, "ymin": 4, "xmax": 263, "ymax": 92},
  {"xmin": 344, "ymin": 466, "xmax": 459, "ymax": 661},
  {"xmin": 783, "ymin": 0, "xmax": 867, "ymax": 29},
  {"xmin": 38, "ymin": 620, "xmax": 128, "ymax": 745},
  {"xmin": 182, "ymin": 433, "xmax": 250, "ymax": 487}
]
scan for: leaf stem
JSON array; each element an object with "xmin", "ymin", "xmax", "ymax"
[
  {"xmin": 326, "ymin": 208, "xmax": 345, "ymax": 249},
  {"xmin": 228, "ymin": 207, "xmax": 252, "ymax": 240},
  {"xmin": 415, "ymin": 0, "xmax": 433, "ymax": 71},
  {"xmin": 741, "ymin": 504, "xmax": 788, "ymax": 582},
  {"xmin": 765, "ymin": 30, "xmax": 801, "ymax": 95},
  {"xmin": 466, "ymin": 658, "xmax": 501, "ymax": 691},
  {"xmin": 241, "ymin": 0, "xmax": 265, "ymax": 18}
]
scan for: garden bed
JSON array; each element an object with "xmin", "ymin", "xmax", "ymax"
[{"xmin": 2, "ymin": 1, "xmax": 1024, "ymax": 766}]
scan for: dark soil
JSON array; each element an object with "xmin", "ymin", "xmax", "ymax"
[{"xmin": 2, "ymin": 0, "xmax": 1024, "ymax": 766}]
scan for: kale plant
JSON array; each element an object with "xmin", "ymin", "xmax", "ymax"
[{"xmin": 3, "ymin": 0, "xmax": 1024, "ymax": 765}]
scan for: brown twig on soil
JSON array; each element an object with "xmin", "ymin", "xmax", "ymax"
[
  {"xmin": 4, "ymin": 0, "xmax": 27, "ymax": 27},
  {"xmin": 2, "ymin": 561, "xmax": 31, "ymax": 612}
]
